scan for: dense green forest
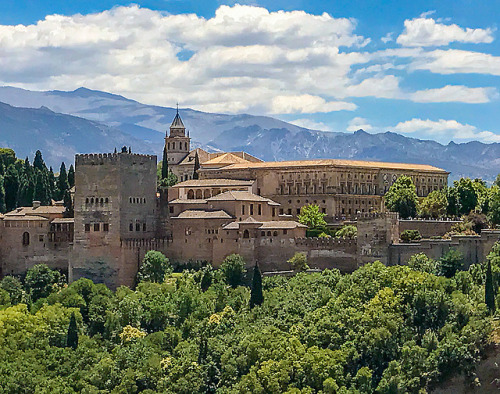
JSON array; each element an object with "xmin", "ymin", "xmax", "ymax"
[
  {"xmin": 0, "ymin": 148, "xmax": 74, "ymax": 214},
  {"xmin": 1, "ymin": 246, "xmax": 499, "ymax": 393}
]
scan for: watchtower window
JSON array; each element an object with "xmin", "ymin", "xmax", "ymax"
[
  {"xmin": 250, "ymin": 204, "xmax": 254, "ymax": 215},
  {"xmin": 22, "ymin": 232, "xmax": 30, "ymax": 246},
  {"xmin": 136, "ymin": 223, "xmax": 140, "ymax": 231},
  {"xmin": 103, "ymin": 223, "xmax": 109, "ymax": 232},
  {"xmin": 243, "ymin": 229, "xmax": 250, "ymax": 238},
  {"xmin": 94, "ymin": 223, "xmax": 100, "ymax": 232},
  {"xmin": 129, "ymin": 223, "xmax": 133, "ymax": 231},
  {"xmin": 143, "ymin": 223, "xmax": 147, "ymax": 232}
]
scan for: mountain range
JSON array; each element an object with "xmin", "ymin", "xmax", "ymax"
[{"xmin": 0, "ymin": 86, "xmax": 498, "ymax": 181}]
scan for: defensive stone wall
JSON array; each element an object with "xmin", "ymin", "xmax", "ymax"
[{"xmin": 399, "ymin": 219, "xmax": 461, "ymax": 238}]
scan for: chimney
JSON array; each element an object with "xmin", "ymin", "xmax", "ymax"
[{"xmin": 33, "ymin": 201, "xmax": 41, "ymax": 208}]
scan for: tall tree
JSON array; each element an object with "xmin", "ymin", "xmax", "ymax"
[
  {"xmin": 57, "ymin": 162, "xmax": 69, "ymax": 201},
  {"xmin": 63, "ymin": 189, "xmax": 73, "ymax": 218},
  {"xmin": 485, "ymin": 261, "xmax": 496, "ymax": 314},
  {"xmin": 33, "ymin": 170, "xmax": 51, "ymax": 205},
  {"xmin": 419, "ymin": 189, "xmax": 448, "ymax": 219},
  {"xmin": 4, "ymin": 165, "xmax": 19, "ymax": 211},
  {"xmin": 249, "ymin": 264, "xmax": 264, "ymax": 309},
  {"xmin": 0, "ymin": 175, "xmax": 6, "ymax": 213},
  {"xmin": 193, "ymin": 151, "xmax": 200, "ymax": 180},
  {"xmin": 68, "ymin": 164, "xmax": 75, "ymax": 188},
  {"xmin": 137, "ymin": 251, "xmax": 172, "ymax": 283},
  {"xmin": 454, "ymin": 178, "xmax": 477, "ymax": 216},
  {"xmin": 161, "ymin": 146, "xmax": 168, "ymax": 180},
  {"xmin": 298, "ymin": 204, "xmax": 327, "ymax": 229},
  {"xmin": 48, "ymin": 167, "xmax": 56, "ymax": 201},
  {"xmin": 33, "ymin": 150, "xmax": 46, "ymax": 171},
  {"xmin": 384, "ymin": 176, "xmax": 418, "ymax": 219},
  {"xmin": 67, "ymin": 312, "xmax": 79, "ymax": 350}
]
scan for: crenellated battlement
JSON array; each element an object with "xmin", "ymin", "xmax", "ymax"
[
  {"xmin": 295, "ymin": 237, "xmax": 357, "ymax": 248},
  {"xmin": 357, "ymin": 212, "xmax": 398, "ymax": 221},
  {"xmin": 76, "ymin": 152, "xmax": 156, "ymax": 166}
]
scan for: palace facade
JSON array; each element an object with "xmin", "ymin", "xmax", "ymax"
[{"xmin": 1, "ymin": 111, "xmax": 498, "ymax": 289}]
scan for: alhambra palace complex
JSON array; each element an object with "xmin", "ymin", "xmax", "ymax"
[{"xmin": 1, "ymin": 112, "xmax": 499, "ymax": 288}]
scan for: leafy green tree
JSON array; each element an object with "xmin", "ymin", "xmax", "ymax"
[
  {"xmin": 465, "ymin": 212, "xmax": 488, "ymax": 234},
  {"xmin": 67, "ymin": 312, "xmax": 79, "ymax": 350},
  {"xmin": 488, "ymin": 187, "xmax": 500, "ymax": 227},
  {"xmin": 298, "ymin": 204, "xmax": 327, "ymax": 229},
  {"xmin": 454, "ymin": 178, "xmax": 477, "ymax": 215},
  {"xmin": 137, "ymin": 251, "xmax": 171, "ymax": 283},
  {"xmin": 0, "ymin": 276, "xmax": 24, "ymax": 304},
  {"xmin": 24, "ymin": 264, "xmax": 64, "ymax": 302},
  {"xmin": 67, "ymin": 164, "xmax": 75, "ymax": 188},
  {"xmin": 407, "ymin": 253, "xmax": 437, "ymax": 274},
  {"xmin": 495, "ymin": 174, "xmax": 500, "ymax": 187},
  {"xmin": 335, "ymin": 224, "xmax": 357, "ymax": 239},
  {"xmin": 485, "ymin": 261, "xmax": 496, "ymax": 314},
  {"xmin": 63, "ymin": 189, "xmax": 73, "ymax": 217},
  {"xmin": 472, "ymin": 178, "xmax": 489, "ymax": 213},
  {"xmin": 419, "ymin": 189, "xmax": 447, "ymax": 218},
  {"xmin": 249, "ymin": 264, "xmax": 264, "ymax": 309},
  {"xmin": 384, "ymin": 176, "xmax": 418, "ymax": 219},
  {"xmin": 0, "ymin": 148, "xmax": 16, "ymax": 167},
  {"xmin": 446, "ymin": 186, "xmax": 460, "ymax": 216},
  {"xmin": 287, "ymin": 252, "xmax": 309, "ymax": 272},
  {"xmin": 220, "ymin": 254, "xmax": 246, "ymax": 288},
  {"xmin": 159, "ymin": 171, "xmax": 178, "ymax": 188},
  {"xmin": 400, "ymin": 229, "xmax": 421, "ymax": 243},
  {"xmin": 437, "ymin": 249, "xmax": 463, "ymax": 278}
]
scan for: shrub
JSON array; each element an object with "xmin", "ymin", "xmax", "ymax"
[{"xmin": 400, "ymin": 230, "xmax": 422, "ymax": 243}]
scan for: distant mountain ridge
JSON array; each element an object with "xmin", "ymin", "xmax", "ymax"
[{"xmin": 0, "ymin": 86, "xmax": 498, "ymax": 181}]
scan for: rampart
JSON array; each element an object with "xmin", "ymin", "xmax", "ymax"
[{"xmin": 399, "ymin": 219, "xmax": 461, "ymax": 238}]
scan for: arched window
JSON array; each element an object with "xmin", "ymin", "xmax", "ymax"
[
  {"xmin": 22, "ymin": 232, "xmax": 30, "ymax": 246},
  {"xmin": 273, "ymin": 231, "xmax": 278, "ymax": 236},
  {"xmin": 187, "ymin": 189, "xmax": 195, "ymax": 199},
  {"xmin": 243, "ymin": 229, "xmax": 250, "ymax": 239},
  {"xmin": 195, "ymin": 190, "xmax": 203, "ymax": 199}
]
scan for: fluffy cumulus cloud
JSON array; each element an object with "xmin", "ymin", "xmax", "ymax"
[
  {"xmin": 394, "ymin": 118, "xmax": 500, "ymax": 143},
  {"xmin": 410, "ymin": 85, "xmax": 498, "ymax": 103},
  {"xmin": 397, "ymin": 17, "xmax": 494, "ymax": 47},
  {"xmin": 0, "ymin": 4, "xmax": 372, "ymax": 114}
]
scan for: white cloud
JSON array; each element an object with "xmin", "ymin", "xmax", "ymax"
[
  {"xmin": 270, "ymin": 94, "xmax": 356, "ymax": 114},
  {"xmin": 410, "ymin": 85, "xmax": 498, "ymax": 103},
  {"xmin": 397, "ymin": 17, "xmax": 494, "ymax": 47},
  {"xmin": 410, "ymin": 49, "xmax": 500, "ymax": 76},
  {"xmin": 419, "ymin": 11, "xmax": 436, "ymax": 18},
  {"xmin": 289, "ymin": 118, "xmax": 333, "ymax": 131},
  {"xmin": 393, "ymin": 118, "xmax": 500, "ymax": 143},
  {"xmin": 0, "ymin": 4, "xmax": 373, "ymax": 114},
  {"xmin": 347, "ymin": 117, "xmax": 373, "ymax": 132},
  {"xmin": 381, "ymin": 32, "xmax": 393, "ymax": 43}
]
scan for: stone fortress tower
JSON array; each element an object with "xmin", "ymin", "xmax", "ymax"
[{"xmin": 70, "ymin": 152, "xmax": 157, "ymax": 288}]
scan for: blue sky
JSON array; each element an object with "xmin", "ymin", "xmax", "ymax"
[{"xmin": 1, "ymin": 0, "xmax": 500, "ymax": 144}]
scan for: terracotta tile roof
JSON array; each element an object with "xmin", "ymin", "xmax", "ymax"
[
  {"xmin": 211, "ymin": 159, "xmax": 448, "ymax": 173},
  {"xmin": 202, "ymin": 152, "xmax": 254, "ymax": 166},
  {"xmin": 51, "ymin": 218, "xmax": 75, "ymax": 223},
  {"xmin": 206, "ymin": 191, "xmax": 275, "ymax": 203},
  {"xmin": 3, "ymin": 215, "xmax": 49, "ymax": 221},
  {"xmin": 172, "ymin": 179, "xmax": 254, "ymax": 188},
  {"xmin": 223, "ymin": 219, "xmax": 306, "ymax": 230},
  {"xmin": 4, "ymin": 206, "xmax": 66, "ymax": 216},
  {"xmin": 169, "ymin": 198, "xmax": 208, "ymax": 204},
  {"xmin": 178, "ymin": 148, "xmax": 211, "ymax": 166},
  {"xmin": 173, "ymin": 210, "xmax": 233, "ymax": 219}
]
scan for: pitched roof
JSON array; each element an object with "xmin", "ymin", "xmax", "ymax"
[
  {"xmin": 168, "ymin": 198, "xmax": 208, "ymax": 204},
  {"xmin": 206, "ymin": 190, "xmax": 275, "ymax": 203},
  {"xmin": 178, "ymin": 148, "xmax": 211, "ymax": 166},
  {"xmin": 51, "ymin": 218, "xmax": 75, "ymax": 224},
  {"xmin": 3, "ymin": 215, "xmax": 49, "ymax": 221},
  {"xmin": 173, "ymin": 210, "xmax": 233, "ymax": 219},
  {"xmin": 223, "ymin": 219, "xmax": 306, "ymax": 230},
  {"xmin": 170, "ymin": 112, "xmax": 185, "ymax": 128},
  {"xmin": 202, "ymin": 152, "xmax": 254, "ymax": 166},
  {"xmin": 172, "ymin": 179, "xmax": 254, "ymax": 188},
  {"xmin": 209, "ymin": 158, "xmax": 448, "ymax": 173},
  {"xmin": 4, "ymin": 206, "xmax": 66, "ymax": 217}
]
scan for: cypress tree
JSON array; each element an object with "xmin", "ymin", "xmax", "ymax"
[
  {"xmin": 17, "ymin": 174, "xmax": 35, "ymax": 207},
  {"xmin": 193, "ymin": 151, "xmax": 200, "ymax": 180},
  {"xmin": 57, "ymin": 162, "xmax": 69, "ymax": 200},
  {"xmin": 249, "ymin": 263, "xmax": 264, "ymax": 309},
  {"xmin": 485, "ymin": 261, "xmax": 496, "ymax": 314},
  {"xmin": 68, "ymin": 164, "xmax": 75, "ymax": 188},
  {"xmin": 67, "ymin": 312, "xmax": 79, "ymax": 350},
  {"xmin": 33, "ymin": 170, "xmax": 51, "ymax": 205},
  {"xmin": 48, "ymin": 166, "xmax": 56, "ymax": 200},
  {"xmin": 161, "ymin": 146, "xmax": 168, "ymax": 180},
  {"xmin": 33, "ymin": 150, "xmax": 45, "ymax": 171},
  {"xmin": 63, "ymin": 189, "xmax": 73, "ymax": 218},
  {"xmin": 0, "ymin": 175, "xmax": 6, "ymax": 213},
  {"xmin": 4, "ymin": 164, "xmax": 19, "ymax": 211}
]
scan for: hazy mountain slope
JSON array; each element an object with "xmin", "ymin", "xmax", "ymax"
[
  {"xmin": 0, "ymin": 86, "xmax": 499, "ymax": 181},
  {"xmin": 0, "ymin": 102, "xmax": 154, "ymax": 167}
]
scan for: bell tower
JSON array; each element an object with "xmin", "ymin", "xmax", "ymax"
[{"xmin": 165, "ymin": 105, "xmax": 190, "ymax": 165}]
